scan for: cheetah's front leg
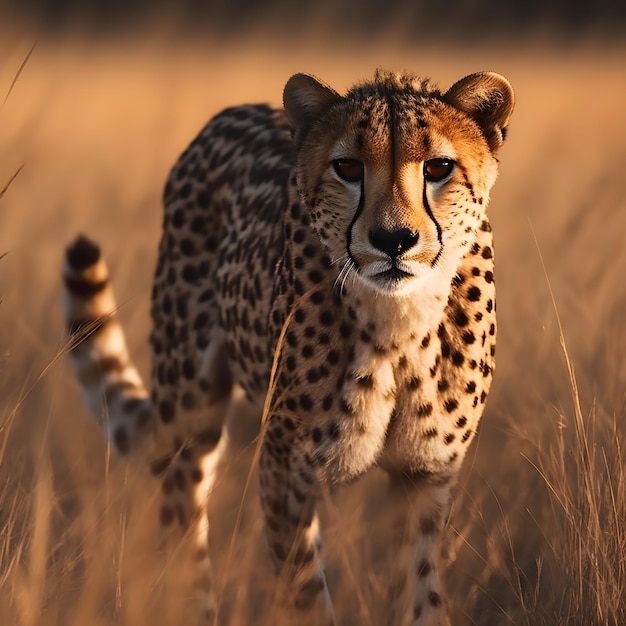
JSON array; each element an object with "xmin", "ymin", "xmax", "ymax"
[
  {"xmin": 384, "ymin": 472, "xmax": 454, "ymax": 626},
  {"xmin": 258, "ymin": 416, "xmax": 335, "ymax": 625}
]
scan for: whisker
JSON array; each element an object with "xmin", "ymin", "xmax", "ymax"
[
  {"xmin": 330, "ymin": 253, "xmax": 350, "ymax": 267},
  {"xmin": 334, "ymin": 258, "xmax": 356, "ymax": 296},
  {"xmin": 339, "ymin": 260, "xmax": 356, "ymax": 295}
]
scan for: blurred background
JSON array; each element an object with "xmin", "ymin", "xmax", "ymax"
[
  {"xmin": 2, "ymin": 0, "xmax": 626, "ymax": 39},
  {"xmin": 1, "ymin": 2, "xmax": 625, "ymax": 625}
]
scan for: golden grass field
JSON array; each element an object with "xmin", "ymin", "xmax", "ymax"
[{"xmin": 1, "ymin": 24, "xmax": 625, "ymax": 625}]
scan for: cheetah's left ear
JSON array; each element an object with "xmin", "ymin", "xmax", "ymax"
[
  {"xmin": 283, "ymin": 73, "xmax": 342, "ymax": 142},
  {"xmin": 444, "ymin": 72, "xmax": 515, "ymax": 152}
]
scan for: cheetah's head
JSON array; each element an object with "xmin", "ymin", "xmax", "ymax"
[{"xmin": 284, "ymin": 70, "xmax": 514, "ymax": 295}]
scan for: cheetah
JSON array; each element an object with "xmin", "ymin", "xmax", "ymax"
[{"xmin": 63, "ymin": 69, "xmax": 514, "ymax": 625}]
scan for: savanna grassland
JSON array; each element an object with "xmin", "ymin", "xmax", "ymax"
[{"xmin": 1, "ymin": 21, "xmax": 625, "ymax": 626}]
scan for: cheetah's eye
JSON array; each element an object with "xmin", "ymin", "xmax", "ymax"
[
  {"xmin": 424, "ymin": 158, "xmax": 455, "ymax": 182},
  {"xmin": 333, "ymin": 159, "xmax": 364, "ymax": 183}
]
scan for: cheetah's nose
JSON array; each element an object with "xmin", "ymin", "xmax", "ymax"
[{"xmin": 369, "ymin": 228, "xmax": 419, "ymax": 260}]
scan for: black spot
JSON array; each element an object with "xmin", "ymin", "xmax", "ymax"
[
  {"xmin": 421, "ymin": 334, "xmax": 431, "ymax": 348},
  {"xmin": 163, "ymin": 296, "xmax": 175, "ymax": 316},
  {"xmin": 308, "ymin": 269, "xmax": 323, "ymax": 283},
  {"xmin": 311, "ymin": 427, "xmax": 323, "ymax": 444},
  {"xmin": 456, "ymin": 416, "xmax": 467, "ymax": 428},
  {"xmin": 467, "ymin": 286, "xmax": 481, "ymax": 301},
  {"xmin": 327, "ymin": 350, "xmax": 339, "ymax": 365},
  {"xmin": 66, "ymin": 235, "xmax": 100, "ymax": 269},
  {"xmin": 462, "ymin": 430, "xmax": 472, "ymax": 443},
  {"xmin": 182, "ymin": 264, "xmax": 199, "ymax": 283},
  {"xmin": 300, "ymin": 394, "xmax": 314, "ymax": 411},
  {"xmin": 294, "ymin": 308, "xmax": 306, "ymax": 324},
  {"xmin": 340, "ymin": 399, "xmax": 353, "ymax": 414},
  {"xmin": 484, "ymin": 270, "xmax": 494, "ymax": 283},
  {"xmin": 182, "ymin": 358, "xmax": 196, "ymax": 380},
  {"xmin": 320, "ymin": 311, "xmax": 334, "ymax": 326},
  {"xmin": 307, "ymin": 368, "xmax": 321, "ymax": 384},
  {"xmin": 113, "ymin": 427, "xmax": 129, "ymax": 454},
  {"xmin": 417, "ymin": 403, "xmax": 433, "ymax": 417},
  {"xmin": 482, "ymin": 246, "xmax": 493, "ymax": 259},
  {"xmin": 339, "ymin": 323, "xmax": 352, "ymax": 338},
  {"xmin": 452, "ymin": 352, "xmax": 465, "ymax": 366},
  {"xmin": 310, "ymin": 290, "xmax": 325, "ymax": 304},
  {"xmin": 444, "ymin": 433, "xmax": 455, "ymax": 445},
  {"xmin": 302, "ymin": 345, "xmax": 313, "ymax": 358},
  {"xmin": 322, "ymin": 395, "xmax": 333, "ymax": 411},
  {"xmin": 454, "ymin": 309, "xmax": 469, "ymax": 327},
  {"xmin": 462, "ymin": 331, "xmax": 476, "ymax": 344},
  {"xmin": 159, "ymin": 400, "xmax": 175, "ymax": 423},
  {"xmin": 180, "ymin": 238, "xmax": 196, "ymax": 256},
  {"xmin": 486, "ymin": 299, "xmax": 494, "ymax": 313},
  {"xmin": 199, "ymin": 289, "xmax": 214, "ymax": 304},
  {"xmin": 444, "ymin": 398, "xmax": 458, "ymax": 413},
  {"xmin": 428, "ymin": 591, "xmax": 441, "ymax": 607},
  {"xmin": 303, "ymin": 244, "xmax": 316, "ymax": 258},
  {"xmin": 408, "ymin": 376, "xmax": 421, "ymax": 390},
  {"xmin": 437, "ymin": 379, "xmax": 449, "ymax": 392}
]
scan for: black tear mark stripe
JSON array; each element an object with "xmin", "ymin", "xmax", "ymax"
[
  {"xmin": 422, "ymin": 181, "xmax": 443, "ymax": 265},
  {"xmin": 347, "ymin": 178, "xmax": 366, "ymax": 271}
]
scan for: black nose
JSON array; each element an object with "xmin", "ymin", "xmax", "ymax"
[{"xmin": 370, "ymin": 228, "xmax": 419, "ymax": 259}]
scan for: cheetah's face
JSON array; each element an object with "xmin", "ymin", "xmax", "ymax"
[{"xmin": 284, "ymin": 71, "xmax": 514, "ymax": 295}]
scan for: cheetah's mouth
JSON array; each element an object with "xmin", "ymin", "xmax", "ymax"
[{"xmin": 374, "ymin": 266, "xmax": 413, "ymax": 286}]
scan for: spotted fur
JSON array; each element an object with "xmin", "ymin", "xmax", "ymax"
[{"xmin": 63, "ymin": 69, "xmax": 514, "ymax": 625}]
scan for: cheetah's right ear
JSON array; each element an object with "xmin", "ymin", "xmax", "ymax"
[
  {"xmin": 444, "ymin": 72, "xmax": 515, "ymax": 152},
  {"xmin": 283, "ymin": 73, "xmax": 341, "ymax": 141}
]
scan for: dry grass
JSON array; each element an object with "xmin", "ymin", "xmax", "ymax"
[{"xmin": 1, "ymin": 24, "xmax": 625, "ymax": 625}]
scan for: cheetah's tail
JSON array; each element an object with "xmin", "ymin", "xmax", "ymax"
[{"xmin": 63, "ymin": 235, "xmax": 155, "ymax": 455}]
